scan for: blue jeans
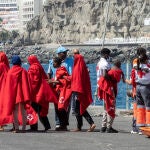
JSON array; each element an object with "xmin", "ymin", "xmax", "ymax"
[
  {"xmin": 71, "ymin": 92, "xmax": 76, "ymax": 113},
  {"xmin": 54, "ymin": 104, "xmax": 60, "ymax": 126}
]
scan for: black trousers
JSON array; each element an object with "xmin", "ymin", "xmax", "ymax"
[
  {"xmin": 30, "ymin": 102, "xmax": 51, "ymax": 130},
  {"xmin": 75, "ymin": 99, "xmax": 94, "ymax": 130},
  {"xmin": 55, "ymin": 104, "xmax": 69, "ymax": 128},
  {"xmin": 54, "ymin": 96, "xmax": 71, "ymax": 126}
]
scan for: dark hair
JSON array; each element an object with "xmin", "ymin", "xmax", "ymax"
[
  {"xmin": 136, "ymin": 47, "xmax": 146, "ymax": 56},
  {"xmin": 113, "ymin": 60, "xmax": 121, "ymax": 68},
  {"xmin": 53, "ymin": 57, "xmax": 62, "ymax": 66},
  {"xmin": 136, "ymin": 48, "xmax": 148, "ymax": 69},
  {"xmin": 101, "ymin": 48, "xmax": 111, "ymax": 56}
]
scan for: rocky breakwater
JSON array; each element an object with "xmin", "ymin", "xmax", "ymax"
[
  {"xmin": 5, "ymin": 44, "xmax": 149, "ymax": 64},
  {"xmin": 5, "ymin": 45, "xmax": 51, "ymax": 63}
]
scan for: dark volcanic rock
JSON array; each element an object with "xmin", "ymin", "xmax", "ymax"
[{"xmin": 5, "ymin": 44, "xmax": 149, "ymax": 64}]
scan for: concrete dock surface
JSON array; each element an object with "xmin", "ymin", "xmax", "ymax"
[{"xmin": 0, "ymin": 106, "xmax": 149, "ymax": 150}]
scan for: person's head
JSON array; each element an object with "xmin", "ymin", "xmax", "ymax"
[
  {"xmin": 73, "ymin": 49, "xmax": 80, "ymax": 55},
  {"xmin": 53, "ymin": 57, "xmax": 62, "ymax": 68},
  {"xmin": 136, "ymin": 47, "xmax": 148, "ymax": 63},
  {"xmin": 56, "ymin": 46, "xmax": 69, "ymax": 60},
  {"xmin": 0, "ymin": 51, "xmax": 9, "ymax": 67},
  {"xmin": 136, "ymin": 47, "xmax": 146, "ymax": 56},
  {"xmin": 101, "ymin": 48, "xmax": 111, "ymax": 60},
  {"xmin": 113, "ymin": 60, "xmax": 121, "ymax": 68},
  {"xmin": 27, "ymin": 55, "xmax": 40, "ymax": 65},
  {"xmin": 12, "ymin": 55, "xmax": 21, "ymax": 66}
]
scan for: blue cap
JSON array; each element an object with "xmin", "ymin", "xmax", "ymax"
[
  {"xmin": 12, "ymin": 55, "xmax": 21, "ymax": 65},
  {"xmin": 56, "ymin": 46, "xmax": 69, "ymax": 54}
]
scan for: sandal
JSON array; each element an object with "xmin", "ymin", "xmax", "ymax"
[{"xmin": 87, "ymin": 124, "xmax": 96, "ymax": 132}]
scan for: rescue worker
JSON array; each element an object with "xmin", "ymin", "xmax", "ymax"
[{"xmin": 134, "ymin": 47, "xmax": 150, "ymax": 134}]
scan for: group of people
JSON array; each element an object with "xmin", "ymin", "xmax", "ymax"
[
  {"xmin": 47, "ymin": 46, "xmax": 96, "ymax": 132},
  {"xmin": 97, "ymin": 47, "xmax": 150, "ymax": 134},
  {"xmin": 0, "ymin": 46, "xmax": 96, "ymax": 133},
  {"xmin": 0, "ymin": 46, "xmax": 149, "ymax": 134},
  {"xmin": 0, "ymin": 53, "xmax": 58, "ymax": 132}
]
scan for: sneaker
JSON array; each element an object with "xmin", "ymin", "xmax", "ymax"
[
  {"xmin": 55, "ymin": 125, "xmax": 60, "ymax": 131},
  {"xmin": 106, "ymin": 127, "xmax": 118, "ymax": 133},
  {"xmin": 45, "ymin": 128, "xmax": 51, "ymax": 132},
  {"xmin": 138, "ymin": 130, "xmax": 143, "ymax": 135},
  {"xmin": 55, "ymin": 126, "xmax": 68, "ymax": 131},
  {"xmin": 60, "ymin": 126, "xmax": 68, "ymax": 131},
  {"xmin": 131, "ymin": 130, "xmax": 138, "ymax": 134},
  {"xmin": 100, "ymin": 127, "xmax": 107, "ymax": 133},
  {"xmin": 45, "ymin": 125, "xmax": 51, "ymax": 131}
]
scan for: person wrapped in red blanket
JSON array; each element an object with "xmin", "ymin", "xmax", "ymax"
[
  {"xmin": 71, "ymin": 53, "xmax": 96, "ymax": 132},
  {"xmin": 0, "ymin": 55, "xmax": 37, "ymax": 133},
  {"xmin": 97, "ymin": 48, "xmax": 125, "ymax": 133},
  {"xmin": 27, "ymin": 55, "xmax": 57, "ymax": 131},
  {"xmin": 0, "ymin": 52, "xmax": 10, "ymax": 131},
  {"xmin": 50, "ymin": 57, "xmax": 72, "ymax": 131},
  {"xmin": 98, "ymin": 60, "xmax": 125, "ymax": 131}
]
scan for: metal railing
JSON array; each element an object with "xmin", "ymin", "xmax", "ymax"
[{"xmin": 84, "ymin": 37, "xmax": 150, "ymax": 45}]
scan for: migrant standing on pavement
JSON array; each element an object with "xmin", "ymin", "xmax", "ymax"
[
  {"xmin": 0, "ymin": 55, "xmax": 31, "ymax": 133},
  {"xmin": 47, "ymin": 46, "xmax": 74, "ymax": 130},
  {"xmin": 71, "ymin": 48, "xmax": 90, "ymax": 114},
  {"xmin": 97, "ymin": 48, "xmax": 118, "ymax": 133},
  {"xmin": 71, "ymin": 53, "xmax": 96, "ymax": 132},
  {"xmin": 0, "ymin": 52, "xmax": 10, "ymax": 131},
  {"xmin": 98, "ymin": 58, "xmax": 125, "ymax": 133},
  {"xmin": 71, "ymin": 49, "xmax": 80, "ymax": 115},
  {"xmin": 50, "ymin": 57, "xmax": 72, "ymax": 131},
  {"xmin": 27, "ymin": 55, "xmax": 57, "ymax": 131}
]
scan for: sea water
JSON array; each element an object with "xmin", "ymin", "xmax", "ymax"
[{"xmin": 22, "ymin": 63, "xmax": 132, "ymax": 110}]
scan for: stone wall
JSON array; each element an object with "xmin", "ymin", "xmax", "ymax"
[{"xmin": 21, "ymin": 0, "xmax": 149, "ymax": 45}]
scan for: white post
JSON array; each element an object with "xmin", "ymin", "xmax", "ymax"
[
  {"xmin": 102, "ymin": 0, "xmax": 110, "ymax": 48},
  {"xmin": 93, "ymin": 90, "xmax": 98, "ymax": 106},
  {"xmin": 126, "ymin": 60, "xmax": 130, "ymax": 110}
]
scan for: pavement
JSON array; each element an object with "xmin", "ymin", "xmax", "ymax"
[{"xmin": 0, "ymin": 105, "xmax": 150, "ymax": 150}]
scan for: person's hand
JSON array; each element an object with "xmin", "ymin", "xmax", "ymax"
[
  {"xmin": 46, "ymin": 79, "xmax": 53, "ymax": 84},
  {"xmin": 125, "ymin": 79, "xmax": 132, "ymax": 84}
]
